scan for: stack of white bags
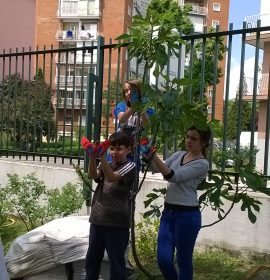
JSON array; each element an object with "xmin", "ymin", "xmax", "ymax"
[{"xmin": 5, "ymin": 216, "xmax": 129, "ymax": 280}]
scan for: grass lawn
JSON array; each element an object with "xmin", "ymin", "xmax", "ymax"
[
  {"xmin": 129, "ymin": 247, "xmax": 270, "ymax": 280},
  {"xmin": 0, "ymin": 216, "xmax": 28, "ymax": 253}
]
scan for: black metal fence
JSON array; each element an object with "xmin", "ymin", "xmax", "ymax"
[{"xmin": 1, "ymin": 23, "xmax": 270, "ymax": 176}]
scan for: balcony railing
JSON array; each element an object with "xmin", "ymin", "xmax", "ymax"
[
  {"xmin": 55, "ymin": 76, "xmax": 88, "ymax": 87},
  {"xmin": 55, "ymin": 51, "xmax": 97, "ymax": 64},
  {"xmin": 243, "ymin": 74, "xmax": 269, "ymax": 96},
  {"xmin": 259, "ymin": 73, "xmax": 269, "ymax": 95},
  {"xmin": 53, "ymin": 97, "xmax": 86, "ymax": 109},
  {"xmin": 56, "ymin": 30, "xmax": 97, "ymax": 42},
  {"xmin": 57, "ymin": 5, "xmax": 100, "ymax": 18},
  {"xmin": 244, "ymin": 13, "xmax": 270, "ymax": 29},
  {"xmin": 190, "ymin": 5, "xmax": 207, "ymax": 16}
]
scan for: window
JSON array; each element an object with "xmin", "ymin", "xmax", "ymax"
[
  {"xmin": 75, "ymin": 90, "xmax": 86, "ymax": 99},
  {"xmin": 59, "ymin": 90, "xmax": 73, "ymax": 99},
  {"xmin": 65, "ymin": 115, "xmax": 72, "ymax": 125},
  {"xmin": 78, "ymin": 115, "xmax": 86, "ymax": 127},
  {"xmin": 212, "ymin": 20, "xmax": 220, "ymax": 29},
  {"xmin": 208, "ymin": 89, "xmax": 213, "ymax": 98},
  {"xmin": 128, "ymin": 5, "xmax": 132, "ymax": 17},
  {"xmin": 207, "ymin": 106, "xmax": 212, "ymax": 114},
  {"xmin": 213, "ymin": 3, "xmax": 221, "ymax": 11}
]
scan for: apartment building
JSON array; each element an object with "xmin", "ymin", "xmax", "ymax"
[
  {"xmin": 244, "ymin": 0, "xmax": 270, "ymax": 174},
  {"xmin": 35, "ymin": 0, "xmax": 133, "ymax": 138}
]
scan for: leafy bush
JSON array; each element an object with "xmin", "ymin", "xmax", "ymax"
[
  {"xmin": 4, "ymin": 173, "xmax": 84, "ymax": 231},
  {"xmin": 5, "ymin": 173, "xmax": 48, "ymax": 230},
  {"xmin": 0, "ymin": 188, "xmax": 12, "ymax": 227},
  {"xmin": 134, "ymin": 217, "xmax": 159, "ymax": 265},
  {"xmin": 47, "ymin": 182, "xmax": 84, "ymax": 217}
]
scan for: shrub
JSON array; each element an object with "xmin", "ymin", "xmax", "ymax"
[
  {"xmin": 134, "ymin": 217, "xmax": 159, "ymax": 264},
  {"xmin": 5, "ymin": 173, "xmax": 48, "ymax": 231},
  {"xmin": 0, "ymin": 188, "xmax": 12, "ymax": 227},
  {"xmin": 47, "ymin": 182, "xmax": 84, "ymax": 217},
  {"xmin": 4, "ymin": 173, "xmax": 84, "ymax": 231}
]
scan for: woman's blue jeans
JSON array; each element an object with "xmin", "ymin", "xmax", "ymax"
[{"xmin": 157, "ymin": 208, "xmax": 201, "ymax": 280}]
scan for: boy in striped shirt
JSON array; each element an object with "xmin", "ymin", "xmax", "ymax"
[{"xmin": 82, "ymin": 132, "xmax": 136, "ymax": 280}]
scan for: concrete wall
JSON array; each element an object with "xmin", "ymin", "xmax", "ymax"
[{"xmin": 0, "ymin": 158, "xmax": 269, "ymax": 255}]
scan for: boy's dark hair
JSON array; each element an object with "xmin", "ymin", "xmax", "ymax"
[{"xmin": 109, "ymin": 132, "xmax": 132, "ymax": 147}]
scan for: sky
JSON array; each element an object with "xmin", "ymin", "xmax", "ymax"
[{"xmin": 227, "ymin": 0, "xmax": 261, "ymax": 99}]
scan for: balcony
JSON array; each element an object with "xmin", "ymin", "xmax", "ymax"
[
  {"xmin": 55, "ymin": 50, "xmax": 98, "ymax": 64},
  {"xmin": 53, "ymin": 97, "xmax": 86, "ymax": 109},
  {"xmin": 243, "ymin": 74, "xmax": 269, "ymax": 101},
  {"xmin": 245, "ymin": 13, "xmax": 270, "ymax": 29},
  {"xmin": 189, "ymin": 5, "xmax": 207, "ymax": 16},
  {"xmin": 57, "ymin": 2, "xmax": 100, "ymax": 19},
  {"xmin": 54, "ymin": 75, "xmax": 88, "ymax": 87},
  {"xmin": 258, "ymin": 73, "xmax": 269, "ymax": 97},
  {"xmin": 56, "ymin": 30, "xmax": 97, "ymax": 42},
  {"xmin": 245, "ymin": 13, "xmax": 270, "ymax": 48}
]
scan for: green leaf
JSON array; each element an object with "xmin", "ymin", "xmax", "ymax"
[
  {"xmin": 115, "ymin": 33, "xmax": 130, "ymax": 40},
  {"xmin": 248, "ymin": 208, "xmax": 257, "ymax": 224}
]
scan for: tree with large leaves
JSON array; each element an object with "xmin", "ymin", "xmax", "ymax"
[{"xmin": 116, "ymin": 0, "xmax": 269, "ymax": 226}]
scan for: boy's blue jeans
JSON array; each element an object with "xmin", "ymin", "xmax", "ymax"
[
  {"xmin": 157, "ymin": 208, "xmax": 201, "ymax": 280},
  {"xmin": 85, "ymin": 224, "xmax": 129, "ymax": 280}
]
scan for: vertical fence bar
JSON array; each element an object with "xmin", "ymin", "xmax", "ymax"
[
  {"xmin": 46, "ymin": 45, "xmax": 53, "ymax": 162},
  {"xmin": 61, "ymin": 48, "xmax": 69, "ymax": 164},
  {"xmin": 69, "ymin": 49, "xmax": 77, "ymax": 165},
  {"xmin": 32, "ymin": 46, "xmax": 39, "ymax": 161},
  {"xmin": 222, "ymin": 23, "xmax": 233, "ymax": 170},
  {"xmin": 105, "ymin": 39, "xmax": 112, "ymax": 139},
  {"xmin": 94, "ymin": 36, "xmax": 104, "ymax": 141},
  {"xmin": 114, "ymin": 41, "xmax": 121, "ymax": 132},
  {"xmin": 250, "ymin": 21, "xmax": 260, "ymax": 164},
  {"xmin": 13, "ymin": 48, "xmax": 19, "ymax": 158},
  {"xmin": 39, "ymin": 46, "xmax": 47, "ymax": 161},
  {"xmin": 26, "ymin": 47, "xmax": 32, "ymax": 160},
  {"xmin": 188, "ymin": 34, "xmax": 195, "ymax": 101},
  {"xmin": 0, "ymin": 50, "xmax": 5, "ymax": 151},
  {"xmin": 19, "ymin": 48, "xmax": 25, "ymax": 159},
  {"xmin": 211, "ymin": 25, "xmax": 219, "ymax": 120},
  {"xmin": 54, "ymin": 45, "xmax": 61, "ymax": 163},
  {"xmin": 263, "ymin": 65, "xmax": 270, "ymax": 175},
  {"xmin": 199, "ymin": 30, "xmax": 206, "ymax": 102},
  {"xmin": 236, "ymin": 22, "xmax": 247, "ymax": 155}
]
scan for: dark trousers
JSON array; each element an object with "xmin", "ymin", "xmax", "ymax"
[{"xmin": 85, "ymin": 224, "xmax": 129, "ymax": 280}]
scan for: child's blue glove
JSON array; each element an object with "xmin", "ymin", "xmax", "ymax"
[
  {"xmin": 140, "ymin": 138, "xmax": 157, "ymax": 159},
  {"xmin": 130, "ymin": 88, "xmax": 149, "ymax": 112}
]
